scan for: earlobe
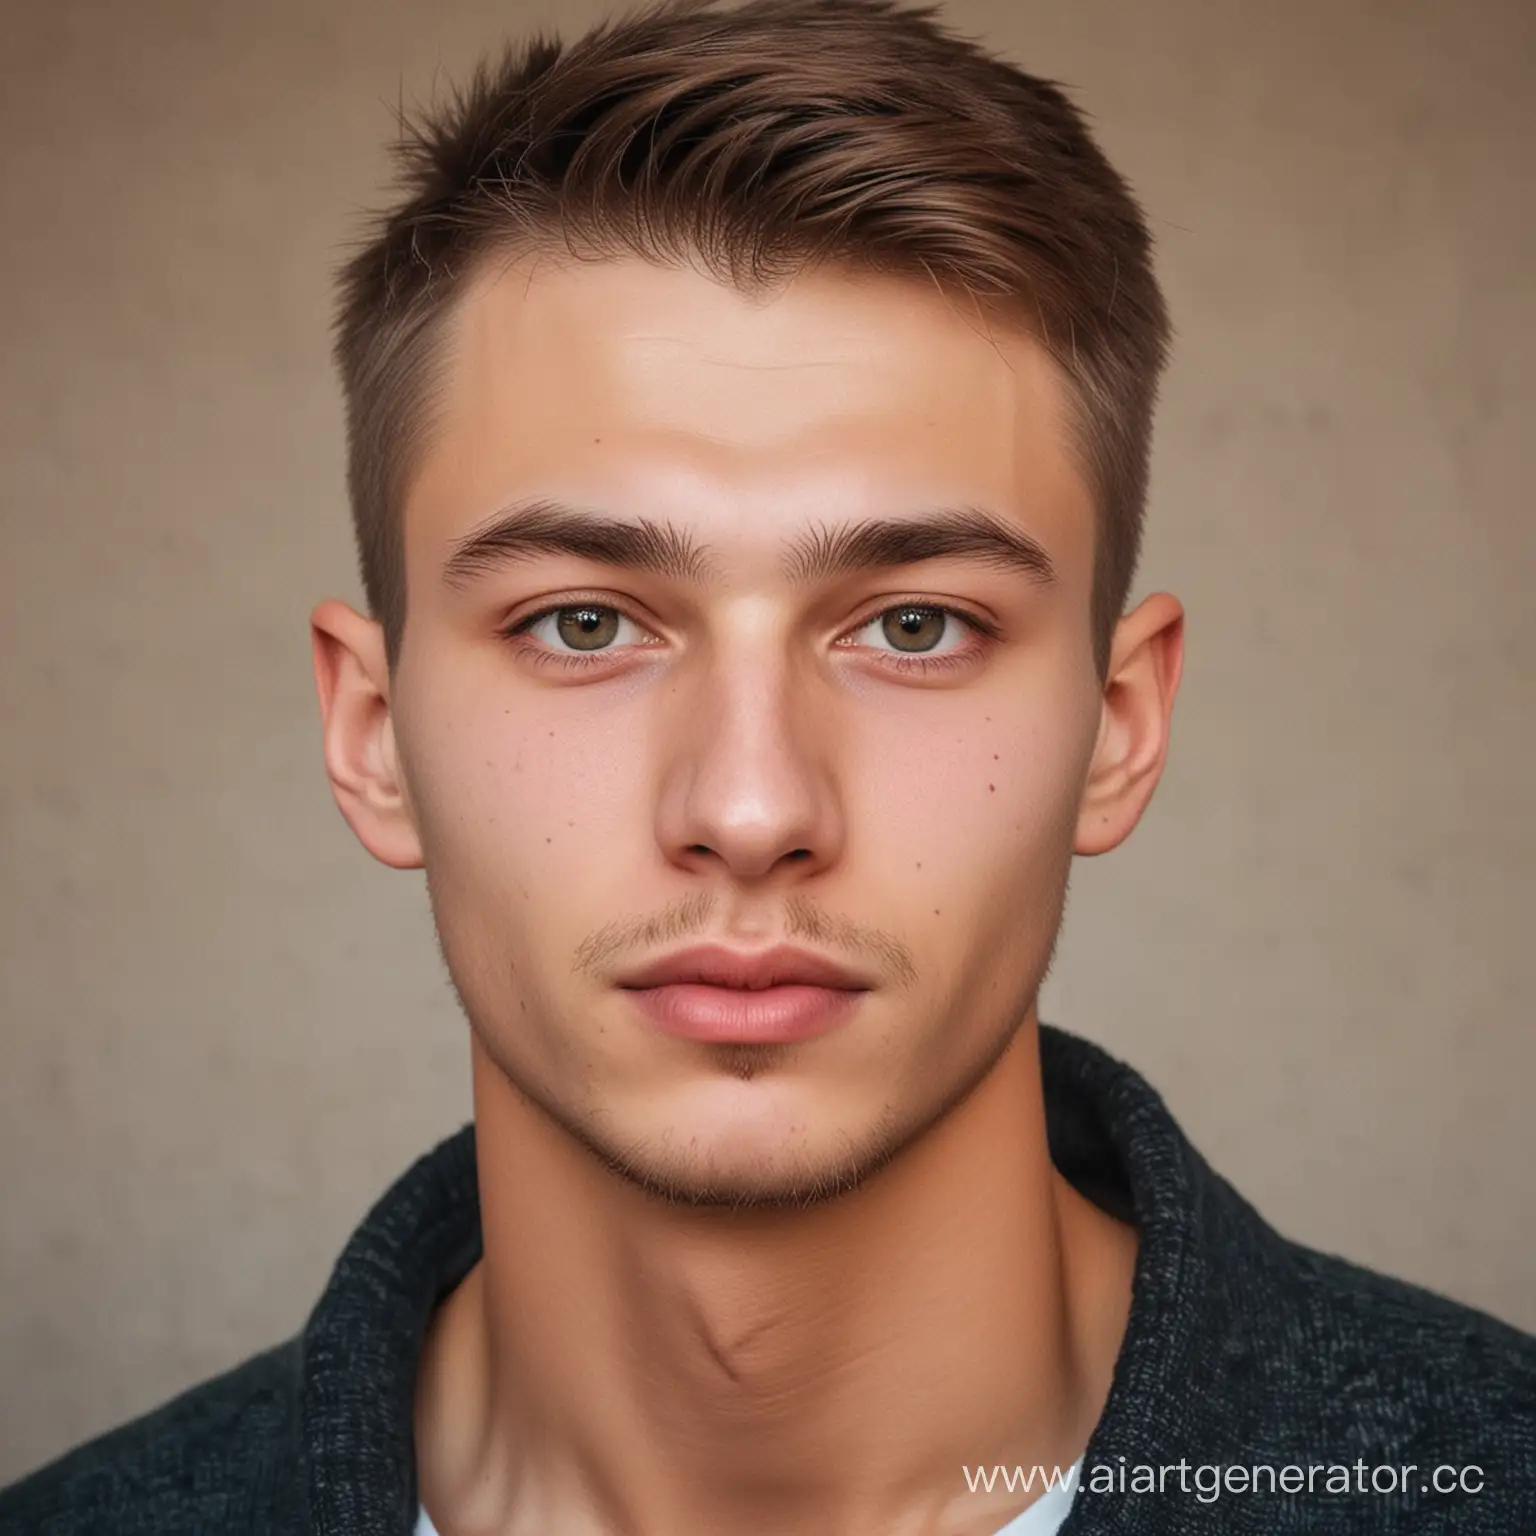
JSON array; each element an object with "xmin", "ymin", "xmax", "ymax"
[
  {"xmin": 309, "ymin": 599, "xmax": 425, "ymax": 870},
  {"xmin": 1074, "ymin": 592, "xmax": 1185, "ymax": 858}
]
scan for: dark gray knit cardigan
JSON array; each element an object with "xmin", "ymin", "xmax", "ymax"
[{"xmin": 2, "ymin": 1024, "xmax": 1532, "ymax": 1533}]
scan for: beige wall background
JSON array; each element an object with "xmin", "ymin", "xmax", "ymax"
[{"xmin": 1, "ymin": 0, "xmax": 1531, "ymax": 1483}]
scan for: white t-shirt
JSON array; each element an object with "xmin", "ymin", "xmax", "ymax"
[{"xmin": 415, "ymin": 1455, "xmax": 1083, "ymax": 1535}]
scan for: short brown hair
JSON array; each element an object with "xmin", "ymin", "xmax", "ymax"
[{"xmin": 333, "ymin": 0, "xmax": 1170, "ymax": 681}]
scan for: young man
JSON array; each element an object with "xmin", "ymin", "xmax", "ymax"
[{"xmin": 3, "ymin": 0, "xmax": 1532, "ymax": 1531}]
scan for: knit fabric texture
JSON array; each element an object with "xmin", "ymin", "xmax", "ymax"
[{"xmin": 2, "ymin": 1022, "xmax": 1532, "ymax": 1533}]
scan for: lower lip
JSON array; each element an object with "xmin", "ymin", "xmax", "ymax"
[{"xmin": 623, "ymin": 983, "xmax": 866, "ymax": 1043}]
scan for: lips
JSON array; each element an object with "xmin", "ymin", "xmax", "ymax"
[{"xmin": 617, "ymin": 943, "xmax": 873, "ymax": 993}]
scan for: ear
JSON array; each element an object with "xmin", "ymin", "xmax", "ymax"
[
  {"xmin": 310, "ymin": 599, "xmax": 424, "ymax": 870},
  {"xmin": 1075, "ymin": 592, "xmax": 1185, "ymax": 856}
]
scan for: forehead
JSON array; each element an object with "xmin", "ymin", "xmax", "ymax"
[{"xmin": 405, "ymin": 252, "xmax": 1093, "ymax": 578}]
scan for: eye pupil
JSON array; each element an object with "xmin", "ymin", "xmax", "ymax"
[
  {"xmin": 883, "ymin": 606, "xmax": 944, "ymax": 652},
  {"xmin": 557, "ymin": 605, "xmax": 619, "ymax": 650}
]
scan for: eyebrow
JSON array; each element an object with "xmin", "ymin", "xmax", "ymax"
[{"xmin": 440, "ymin": 496, "xmax": 1057, "ymax": 591}]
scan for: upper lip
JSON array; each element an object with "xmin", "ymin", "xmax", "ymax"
[{"xmin": 618, "ymin": 943, "xmax": 873, "ymax": 991}]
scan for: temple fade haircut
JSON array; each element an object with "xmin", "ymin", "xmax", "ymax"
[{"xmin": 333, "ymin": 0, "xmax": 1170, "ymax": 682}]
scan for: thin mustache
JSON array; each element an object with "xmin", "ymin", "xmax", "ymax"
[{"xmin": 571, "ymin": 893, "xmax": 917, "ymax": 988}]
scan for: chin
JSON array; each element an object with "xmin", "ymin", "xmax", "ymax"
[
  {"xmin": 596, "ymin": 1088, "xmax": 919, "ymax": 1211},
  {"xmin": 477, "ymin": 1019, "xmax": 994, "ymax": 1210},
  {"xmin": 597, "ymin": 1138, "xmax": 902, "ymax": 1211}
]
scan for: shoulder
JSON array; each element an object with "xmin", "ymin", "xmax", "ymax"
[
  {"xmin": 0, "ymin": 1338, "xmax": 304, "ymax": 1534},
  {"xmin": 1275, "ymin": 1234, "xmax": 1536, "ymax": 1424},
  {"xmin": 1202, "ymin": 1189, "xmax": 1536, "ymax": 1523}
]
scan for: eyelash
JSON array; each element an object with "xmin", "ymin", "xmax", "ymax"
[{"xmin": 499, "ymin": 594, "xmax": 1000, "ymax": 676}]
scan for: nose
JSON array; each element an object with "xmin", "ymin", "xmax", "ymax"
[{"xmin": 654, "ymin": 647, "xmax": 844, "ymax": 884}]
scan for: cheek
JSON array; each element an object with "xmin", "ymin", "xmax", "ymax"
[
  {"xmin": 407, "ymin": 715, "xmax": 614, "ymax": 1034},
  {"xmin": 404, "ymin": 687, "xmax": 648, "ymax": 925},
  {"xmin": 855, "ymin": 701, "xmax": 1085, "ymax": 884}
]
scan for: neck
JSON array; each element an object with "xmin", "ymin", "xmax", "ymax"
[{"xmin": 415, "ymin": 1020, "xmax": 1136, "ymax": 1536}]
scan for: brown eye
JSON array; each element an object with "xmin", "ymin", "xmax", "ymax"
[
  {"xmin": 555, "ymin": 605, "xmax": 621, "ymax": 650},
  {"xmin": 881, "ymin": 606, "xmax": 949, "ymax": 652}
]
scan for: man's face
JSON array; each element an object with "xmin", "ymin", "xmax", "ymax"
[{"xmin": 386, "ymin": 253, "xmax": 1106, "ymax": 1206}]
